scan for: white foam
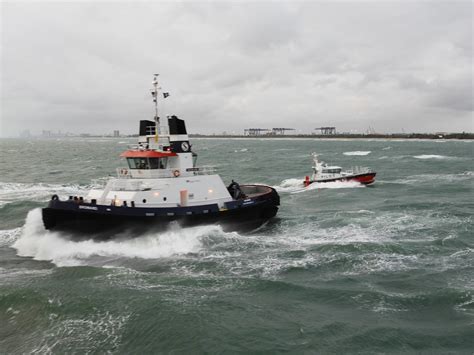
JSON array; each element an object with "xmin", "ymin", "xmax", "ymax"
[
  {"xmin": 0, "ymin": 182, "xmax": 87, "ymax": 204},
  {"xmin": 32, "ymin": 312, "xmax": 130, "ymax": 353},
  {"xmin": 12, "ymin": 209, "xmax": 221, "ymax": 267},
  {"xmin": 274, "ymin": 178, "xmax": 305, "ymax": 192},
  {"xmin": 413, "ymin": 154, "xmax": 451, "ymax": 159},
  {"xmin": 302, "ymin": 180, "xmax": 364, "ymax": 191},
  {"xmin": 343, "ymin": 151, "xmax": 371, "ymax": 156},
  {"xmin": 274, "ymin": 178, "xmax": 363, "ymax": 193},
  {"xmin": 0, "ymin": 228, "xmax": 21, "ymax": 247}
]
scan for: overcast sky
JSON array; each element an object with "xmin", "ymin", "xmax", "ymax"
[{"xmin": 1, "ymin": 1, "xmax": 472, "ymax": 136}]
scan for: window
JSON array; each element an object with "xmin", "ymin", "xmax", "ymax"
[
  {"xmin": 149, "ymin": 158, "xmax": 168, "ymax": 169},
  {"xmin": 127, "ymin": 157, "xmax": 168, "ymax": 169},
  {"xmin": 149, "ymin": 158, "xmax": 159, "ymax": 169},
  {"xmin": 160, "ymin": 158, "xmax": 168, "ymax": 169},
  {"xmin": 127, "ymin": 158, "xmax": 149, "ymax": 169},
  {"xmin": 322, "ymin": 168, "xmax": 342, "ymax": 174},
  {"xmin": 127, "ymin": 158, "xmax": 137, "ymax": 169},
  {"xmin": 136, "ymin": 158, "xmax": 149, "ymax": 169}
]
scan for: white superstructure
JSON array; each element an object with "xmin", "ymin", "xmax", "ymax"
[{"xmin": 86, "ymin": 75, "xmax": 234, "ymax": 209}]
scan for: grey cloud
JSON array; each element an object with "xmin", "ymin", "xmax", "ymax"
[{"xmin": 1, "ymin": 1, "xmax": 472, "ymax": 137}]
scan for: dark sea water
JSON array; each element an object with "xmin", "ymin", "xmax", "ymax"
[{"xmin": 0, "ymin": 137, "xmax": 473, "ymax": 353}]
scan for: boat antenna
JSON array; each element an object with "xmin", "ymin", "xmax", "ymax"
[{"xmin": 151, "ymin": 74, "xmax": 160, "ymax": 127}]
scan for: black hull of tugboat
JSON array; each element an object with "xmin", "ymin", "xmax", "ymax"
[{"xmin": 42, "ymin": 187, "xmax": 280, "ymax": 239}]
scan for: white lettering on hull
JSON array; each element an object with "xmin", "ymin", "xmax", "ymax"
[{"xmin": 79, "ymin": 205, "xmax": 99, "ymax": 211}]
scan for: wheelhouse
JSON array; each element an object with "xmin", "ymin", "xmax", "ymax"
[{"xmin": 120, "ymin": 150, "xmax": 177, "ymax": 170}]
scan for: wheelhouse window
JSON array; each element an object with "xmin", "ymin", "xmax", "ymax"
[
  {"xmin": 149, "ymin": 158, "xmax": 168, "ymax": 169},
  {"xmin": 322, "ymin": 168, "xmax": 342, "ymax": 174},
  {"xmin": 127, "ymin": 157, "xmax": 168, "ymax": 169}
]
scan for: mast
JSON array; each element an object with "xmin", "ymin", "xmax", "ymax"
[{"xmin": 151, "ymin": 74, "xmax": 160, "ymax": 128}]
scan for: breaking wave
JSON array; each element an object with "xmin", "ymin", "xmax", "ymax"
[
  {"xmin": 343, "ymin": 151, "xmax": 371, "ymax": 156},
  {"xmin": 413, "ymin": 154, "xmax": 453, "ymax": 160},
  {"xmin": 11, "ymin": 209, "xmax": 223, "ymax": 267}
]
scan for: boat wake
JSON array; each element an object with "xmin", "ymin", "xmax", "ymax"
[
  {"xmin": 10, "ymin": 209, "xmax": 226, "ymax": 267},
  {"xmin": 275, "ymin": 178, "xmax": 364, "ymax": 193}
]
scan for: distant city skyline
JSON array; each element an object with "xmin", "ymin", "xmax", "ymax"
[{"xmin": 1, "ymin": 1, "xmax": 472, "ymax": 137}]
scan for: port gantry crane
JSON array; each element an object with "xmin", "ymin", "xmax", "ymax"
[
  {"xmin": 244, "ymin": 128, "xmax": 271, "ymax": 136},
  {"xmin": 314, "ymin": 127, "xmax": 336, "ymax": 135},
  {"xmin": 271, "ymin": 128, "xmax": 295, "ymax": 135}
]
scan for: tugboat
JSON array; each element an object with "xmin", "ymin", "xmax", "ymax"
[
  {"xmin": 42, "ymin": 75, "xmax": 279, "ymax": 238},
  {"xmin": 304, "ymin": 153, "xmax": 376, "ymax": 187}
]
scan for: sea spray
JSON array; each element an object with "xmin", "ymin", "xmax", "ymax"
[{"xmin": 12, "ymin": 209, "xmax": 225, "ymax": 267}]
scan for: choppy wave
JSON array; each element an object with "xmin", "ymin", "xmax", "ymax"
[
  {"xmin": 378, "ymin": 155, "xmax": 409, "ymax": 160},
  {"xmin": 343, "ymin": 151, "xmax": 371, "ymax": 156},
  {"xmin": 385, "ymin": 171, "xmax": 474, "ymax": 185},
  {"xmin": 4, "ymin": 206, "xmax": 471, "ymax": 288},
  {"xmin": 32, "ymin": 312, "xmax": 130, "ymax": 353}
]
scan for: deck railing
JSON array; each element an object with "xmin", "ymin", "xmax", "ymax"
[
  {"xmin": 116, "ymin": 166, "xmax": 217, "ymax": 179},
  {"xmin": 347, "ymin": 166, "xmax": 372, "ymax": 174}
]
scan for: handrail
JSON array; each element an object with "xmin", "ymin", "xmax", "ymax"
[
  {"xmin": 188, "ymin": 166, "xmax": 217, "ymax": 175},
  {"xmin": 116, "ymin": 166, "xmax": 217, "ymax": 178}
]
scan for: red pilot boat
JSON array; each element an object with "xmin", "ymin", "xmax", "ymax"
[{"xmin": 304, "ymin": 153, "xmax": 376, "ymax": 187}]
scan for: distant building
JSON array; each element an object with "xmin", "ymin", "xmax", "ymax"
[
  {"xmin": 20, "ymin": 130, "xmax": 31, "ymax": 138},
  {"xmin": 113, "ymin": 130, "xmax": 120, "ymax": 137}
]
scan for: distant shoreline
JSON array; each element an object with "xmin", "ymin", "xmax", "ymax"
[
  {"xmin": 189, "ymin": 133, "xmax": 474, "ymax": 140},
  {"xmin": 4, "ymin": 133, "xmax": 472, "ymax": 140}
]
